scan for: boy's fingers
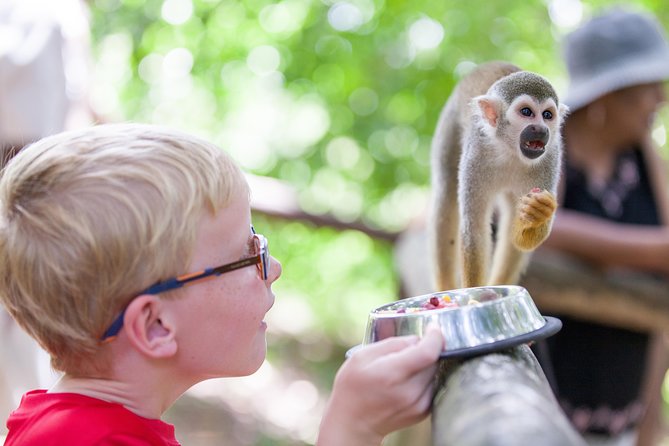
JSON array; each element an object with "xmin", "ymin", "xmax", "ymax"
[
  {"xmin": 392, "ymin": 326, "xmax": 444, "ymax": 375},
  {"xmin": 418, "ymin": 325, "xmax": 445, "ymax": 356},
  {"xmin": 413, "ymin": 369, "xmax": 438, "ymax": 411},
  {"xmin": 405, "ymin": 363, "xmax": 439, "ymax": 394},
  {"xmin": 351, "ymin": 335, "xmax": 419, "ymax": 360}
]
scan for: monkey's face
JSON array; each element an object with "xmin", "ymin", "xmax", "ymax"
[
  {"xmin": 507, "ymin": 95, "xmax": 563, "ymax": 162},
  {"xmin": 476, "ymin": 92, "xmax": 567, "ymax": 164}
]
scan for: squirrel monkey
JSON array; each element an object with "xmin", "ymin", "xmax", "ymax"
[{"xmin": 429, "ymin": 61, "xmax": 568, "ymax": 290}]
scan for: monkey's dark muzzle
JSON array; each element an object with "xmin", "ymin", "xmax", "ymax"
[{"xmin": 520, "ymin": 125, "xmax": 548, "ymax": 159}]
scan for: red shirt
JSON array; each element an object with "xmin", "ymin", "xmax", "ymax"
[{"xmin": 4, "ymin": 390, "xmax": 180, "ymax": 445}]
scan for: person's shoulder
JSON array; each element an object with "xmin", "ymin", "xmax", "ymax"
[{"xmin": 5, "ymin": 391, "xmax": 179, "ymax": 446}]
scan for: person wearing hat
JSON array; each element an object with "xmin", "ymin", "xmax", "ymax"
[{"xmin": 534, "ymin": 7, "xmax": 669, "ymax": 446}]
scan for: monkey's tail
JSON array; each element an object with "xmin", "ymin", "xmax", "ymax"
[{"xmin": 429, "ymin": 95, "xmax": 462, "ymax": 292}]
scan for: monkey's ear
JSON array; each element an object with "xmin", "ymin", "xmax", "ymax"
[
  {"xmin": 474, "ymin": 95, "xmax": 502, "ymax": 128},
  {"xmin": 558, "ymin": 103, "xmax": 570, "ymax": 120}
]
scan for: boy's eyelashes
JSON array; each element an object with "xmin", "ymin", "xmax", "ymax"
[{"xmin": 244, "ymin": 236, "xmax": 257, "ymax": 257}]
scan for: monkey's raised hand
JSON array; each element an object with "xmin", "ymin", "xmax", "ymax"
[{"xmin": 513, "ymin": 188, "xmax": 557, "ymax": 251}]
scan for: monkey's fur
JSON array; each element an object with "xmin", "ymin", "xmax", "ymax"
[{"xmin": 430, "ymin": 61, "xmax": 568, "ymax": 291}]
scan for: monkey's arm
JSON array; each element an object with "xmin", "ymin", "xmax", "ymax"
[
  {"xmin": 459, "ymin": 187, "xmax": 495, "ymax": 288},
  {"xmin": 512, "ymin": 189, "xmax": 557, "ymax": 251}
]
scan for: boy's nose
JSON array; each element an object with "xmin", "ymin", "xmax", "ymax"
[{"xmin": 268, "ymin": 256, "xmax": 282, "ymax": 282}]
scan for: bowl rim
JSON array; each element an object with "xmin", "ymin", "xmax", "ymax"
[
  {"xmin": 347, "ymin": 316, "xmax": 562, "ymax": 359},
  {"xmin": 369, "ymin": 285, "xmax": 531, "ymax": 318}
]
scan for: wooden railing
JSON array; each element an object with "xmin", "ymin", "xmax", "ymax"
[{"xmin": 432, "ymin": 345, "xmax": 586, "ymax": 446}]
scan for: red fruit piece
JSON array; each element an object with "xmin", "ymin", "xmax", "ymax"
[
  {"xmin": 478, "ymin": 289, "xmax": 498, "ymax": 302},
  {"xmin": 429, "ymin": 297, "xmax": 440, "ymax": 306}
]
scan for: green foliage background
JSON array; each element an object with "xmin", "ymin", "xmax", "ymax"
[{"xmin": 87, "ymin": 0, "xmax": 669, "ymax": 443}]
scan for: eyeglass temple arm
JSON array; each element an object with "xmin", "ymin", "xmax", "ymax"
[{"xmin": 102, "ymin": 255, "xmax": 262, "ymax": 341}]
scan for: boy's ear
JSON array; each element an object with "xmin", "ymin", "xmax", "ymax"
[{"xmin": 123, "ymin": 295, "xmax": 177, "ymax": 358}]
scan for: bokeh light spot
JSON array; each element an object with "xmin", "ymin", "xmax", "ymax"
[{"xmin": 161, "ymin": 0, "xmax": 193, "ymax": 25}]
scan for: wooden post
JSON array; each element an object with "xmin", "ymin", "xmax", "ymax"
[{"xmin": 432, "ymin": 345, "xmax": 586, "ymax": 446}]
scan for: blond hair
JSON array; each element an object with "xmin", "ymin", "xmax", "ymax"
[{"xmin": 0, "ymin": 123, "xmax": 248, "ymax": 374}]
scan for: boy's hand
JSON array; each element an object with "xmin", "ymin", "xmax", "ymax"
[{"xmin": 317, "ymin": 326, "xmax": 444, "ymax": 446}]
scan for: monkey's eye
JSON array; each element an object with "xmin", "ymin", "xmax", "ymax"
[
  {"xmin": 520, "ymin": 107, "xmax": 533, "ymax": 117},
  {"xmin": 542, "ymin": 110, "xmax": 553, "ymax": 120}
]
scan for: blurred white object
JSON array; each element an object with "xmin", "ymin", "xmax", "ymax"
[
  {"xmin": 0, "ymin": 0, "xmax": 91, "ymax": 146},
  {"xmin": 0, "ymin": 0, "xmax": 91, "ymax": 433}
]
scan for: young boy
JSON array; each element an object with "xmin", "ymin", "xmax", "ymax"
[{"xmin": 0, "ymin": 123, "xmax": 444, "ymax": 445}]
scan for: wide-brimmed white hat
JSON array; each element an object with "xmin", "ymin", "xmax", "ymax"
[{"xmin": 563, "ymin": 8, "xmax": 669, "ymax": 112}]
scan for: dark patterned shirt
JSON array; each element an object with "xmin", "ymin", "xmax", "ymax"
[{"xmin": 536, "ymin": 147, "xmax": 660, "ymax": 435}]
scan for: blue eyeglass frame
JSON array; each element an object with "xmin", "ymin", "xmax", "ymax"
[{"xmin": 100, "ymin": 226, "xmax": 270, "ymax": 341}]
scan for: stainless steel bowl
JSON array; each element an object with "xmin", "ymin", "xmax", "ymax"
[{"xmin": 361, "ymin": 285, "xmax": 559, "ymax": 358}]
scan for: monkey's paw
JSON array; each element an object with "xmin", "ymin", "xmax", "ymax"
[
  {"xmin": 513, "ymin": 188, "xmax": 557, "ymax": 251},
  {"xmin": 518, "ymin": 188, "xmax": 557, "ymax": 227}
]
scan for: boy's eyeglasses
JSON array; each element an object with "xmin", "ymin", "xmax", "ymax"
[{"xmin": 101, "ymin": 226, "xmax": 270, "ymax": 341}]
